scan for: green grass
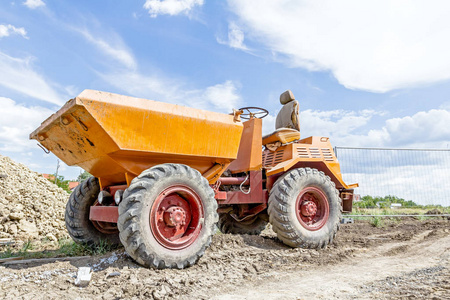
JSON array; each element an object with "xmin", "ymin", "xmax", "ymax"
[
  {"xmin": 349, "ymin": 206, "xmax": 450, "ymax": 216},
  {"xmin": 346, "ymin": 206, "xmax": 450, "ymax": 227},
  {"xmin": 0, "ymin": 238, "xmax": 118, "ymax": 260},
  {"xmin": 370, "ymin": 216, "xmax": 385, "ymax": 228}
]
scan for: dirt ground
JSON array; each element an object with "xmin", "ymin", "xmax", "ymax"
[{"xmin": 0, "ymin": 218, "xmax": 449, "ymax": 300}]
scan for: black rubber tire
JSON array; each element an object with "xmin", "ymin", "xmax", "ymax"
[
  {"xmin": 65, "ymin": 177, "xmax": 120, "ymax": 245},
  {"xmin": 218, "ymin": 213, "xmax": 267, "ymax": 235},
  {"xmin": 117, "ymin": 163, "xmax": 218, "ymax": 269},
  {"xmin": 268, "ymin": 167, "xmax": 341, "ymax": 249}
]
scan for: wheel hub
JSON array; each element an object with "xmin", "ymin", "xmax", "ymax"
[
  {"xmin": 163, "ymin": 206, "xmax": 187, "ymax": 227},
  {"xmin": 295, "ymin": 187, "xmax": 330, "ymax": 231},
  {"xmin": 301, "ymin": 200, "xmax": 317, "ymax": 217},
  {"xmin": 150, "ymin": 185, "xmax": 204, "ymax": 250}
]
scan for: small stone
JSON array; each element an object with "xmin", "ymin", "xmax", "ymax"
[
  {"xmin": 106, "ymin": 272, "xmax": 121, "ymax": 278},
  {"xmin": 9, "ymin": 212, "xmax": 24, "ymax": 220},
  {"xmin": 19, "ymin": 219, "xmax": 39, "ymax": 239},
  {"xmin": 8, "ymin": 223, "xmax": 17, "ymax": 235},
  {"xmin": 75, "ymin": 267, "xmax": 92, "ymax": 287},
  {"xmin": 45, "ymin": 233, "xmax": 58, "ymax": 242}
]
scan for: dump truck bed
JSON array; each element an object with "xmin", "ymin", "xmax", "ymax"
[{"xmin": 30, "ymin": 90, "xmax": 243, "ymax": 185}]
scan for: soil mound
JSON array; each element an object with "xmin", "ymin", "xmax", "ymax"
[{"xmin": 0, "ymin": 155, "xmax": 69, "ymax": 242}]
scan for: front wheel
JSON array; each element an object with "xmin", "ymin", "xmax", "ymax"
[
  {"xmin": 268, "ymin": 168, "xmax": 341, "ymax": 249},
  {"xmin": 117, "ymin": 164, "xmax": 218, "ymax": 269}
]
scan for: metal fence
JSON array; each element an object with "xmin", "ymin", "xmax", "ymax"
[{"xmin": 335, "ymin": 147, "xmax": 450, "ymax": 207}]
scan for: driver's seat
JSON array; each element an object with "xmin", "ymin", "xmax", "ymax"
[{"xmin": 262, "ymin": 90, "xmax": 301, "ymax": 150}]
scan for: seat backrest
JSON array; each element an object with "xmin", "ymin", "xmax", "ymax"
[{"xmin": 275, "ymin": 90, "xmax": 300, "ymax": 131}]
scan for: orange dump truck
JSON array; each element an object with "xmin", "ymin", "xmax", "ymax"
[{"xmin": 30, "ymin": 89, "xmax": 357, "ymax": 269}]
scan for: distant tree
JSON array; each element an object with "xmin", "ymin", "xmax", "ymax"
[
  {"xmin": 354, "ymin": 195, "xmax": 420, "ymax": 208},
  {"xmin": 77, "ymin": 170, "xmax": 92, "ymax": 182},
  {"xmin": 47, "ymin": 174, "xmax": 71, "ymax": 193}
]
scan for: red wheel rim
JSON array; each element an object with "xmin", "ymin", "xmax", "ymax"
[
  {"xmin": 150, "ymin": 185, "xmax": 204, "ymax": 250},
  {"xmin": 91, "ymin": 201, "xmax": 119, "ymax": 234},
  {"xmin": 295, "ymin": 187, "xmax": 329, "ymax": 231}
]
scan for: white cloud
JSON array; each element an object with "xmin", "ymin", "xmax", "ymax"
[
  {"xmin": 0, "ymin": 97, "xmax": 53, "ymax": 152},
  {"xmin": 0, "ymin": 97, "xmax": 82, "ymax": 180},
  {"xmin": 76, "ymin": 26, "xmax": 242, "ymax": 112},
  {"xmin": 299, "ymin": 109, "xmax": 381, "ymax": 142},
  {"xmin": 381, "ymin": 109, "xmax": 450, "ymax": 147},
  {"xmin": 23, "ymin": 0, "xmax": 45, "ymax": 9},
  {"xmin": 76, "ymin": 28, "xmax": 137, "ymax": 70},
  {"xmin": 0, "ymin": 52, "xmax": 64, "ymax": 105},
  {"xmin": 262, "ymin": 114, "xmax": 276, "ymax": 136},
  {"xmin": 143, "ymin": 0, "xmax": 203, "ymax": 18},
  {"xmin": 103, "ymin": 70, "xmax": 242, "ymax": 113},
  {"xmin": 228, "ymin": 0, "xmax": 450, "ymax": 92},
  {"xmin": 293, "ymin": 107, "xmax": 450, "ymax": 148},
  {"xmin": 217, "ymin": 22, "xmax": 248, "ymax": 51},
  {"xmin": 101, "ymin": 70, "xmax": 177, "ymax": 99},
  {"xmin": 0, "ymin": 24, "xmax": 28, "ymax": 39},
  {"xmin": 201, "ymin": 80, "xmax": 241, "ymax": 111}
]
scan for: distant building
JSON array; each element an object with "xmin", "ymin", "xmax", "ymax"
[
  {"xmin": 42, "ymin": 173, "xmax": 79, "ymax": 191},
  {"xmin": 42, "ymin": 173, "xmax": 55, "ymax": 181},
  {"xmin": 69, "ymin": 181, "xmax": 80, "ymax": 191}
]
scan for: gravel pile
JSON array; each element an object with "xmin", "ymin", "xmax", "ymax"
[{"xmin": 0, "ymin": 154, "xmax": 69, "ymax": 242}]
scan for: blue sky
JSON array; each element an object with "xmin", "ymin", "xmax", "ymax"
[{"xmin": 1, "ymin": 0, "xmax": 450, "ymax": 182}]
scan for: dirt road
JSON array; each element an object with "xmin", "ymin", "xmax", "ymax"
[{"xmin": 0, "ymin": 219, "xmax": 449, "ymax": 299}]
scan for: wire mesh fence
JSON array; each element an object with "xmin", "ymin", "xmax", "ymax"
[{"xmin": 335, "ymin": 147, "xmax": 450, "ymax": 207}]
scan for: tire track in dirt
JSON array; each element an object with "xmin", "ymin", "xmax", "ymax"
[
  {"xmin": 0, "ymin": 220, "xmax": 448, "ymax": 299},
  {"xmin": 213, "ymin": 229, "xmax": 450, "ymax": 299}
]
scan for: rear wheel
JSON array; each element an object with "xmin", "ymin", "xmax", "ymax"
[
  {"xmin": 117, "ymin": 164, "xmax": 218, "ymax": 269},
  {"xmin": 218, "ymin": 213, "xmax": 267, "ymax": 235},
  {"xmin": 268, "ymin": 168, "xmax": 341, "ymax": 248},
  {"xmin": 65, "ymin": 177, "xmax": 120, "ymax": 245}
]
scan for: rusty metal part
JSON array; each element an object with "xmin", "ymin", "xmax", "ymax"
[
  {"xmin": 218, "ymin": 171, "xmax": 267, "ymax": 205},
  {"xmin": 37, "ymin": 143, "xmax": 50, "ymax": 154},
  {"xmin": 150, "ymin": 185, "xmax": 202, "ymax": 250},
  {"xmin": 230, "ymin": 203, "xmax": 267, "ymax": 222},
  {"xmin": 89, "ymin": 206, "xmax": 119, "ymax": 223},
  {"xmin": 163, "ymin": 206, "xmax": 187, "ymax": 227},
  {"xmin": 217, "ymin": 206, "xmax": 234, "ymax": 214},
  {"xmin": 340, "ymin": 190, "xmax": 354, "ymax": 213},
  {"xmin": 300, "ymin": 201, "xmax": 317, "ymax": 217},
  {"xmin": 295, "ymin": 187, "xmax": 329, "ymax": 231},
  {"xmin": 219, "ymin": 176, "xmax": 248, "ymax": 185},
  {"xmin": 238, "ymin": 107, "xmax": 269, "ymax": 120},
  {"xmin": 108, "ymin": 184, "xmax": 128, "ymax": 197}
]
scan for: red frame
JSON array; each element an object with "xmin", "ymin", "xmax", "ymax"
[
  {"xmin": 89, "ymin": 171, "xmax": 269, "ymax": 224},
  {"xmin": 216, "ymin": 171, "xmax": 268, "ymax": 205}
]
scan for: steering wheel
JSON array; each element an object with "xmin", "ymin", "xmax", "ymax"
[{"xmin": 238, "ymin": 107, "xmax": 269, "ymax": 120}]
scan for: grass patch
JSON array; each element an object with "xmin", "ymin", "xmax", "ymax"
[
  {"xmin": 0, "ymin": 238, "xmax": 118, "ymax": 260},
  {"xmin": 349, "ymin": 207, "xmax": 449, "ymax": 216},
  {"xmin": 370, "ymin": 216, "xmax": 385, "ymax": 228}
]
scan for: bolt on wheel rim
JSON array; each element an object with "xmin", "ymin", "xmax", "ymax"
[
  {"xmin": 150, "ymin": 185, "xmax": 204, "ymax": 250},
  {"xmin": 295, "ymin": 187, "xmax": 330, "ymax": 231}
]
